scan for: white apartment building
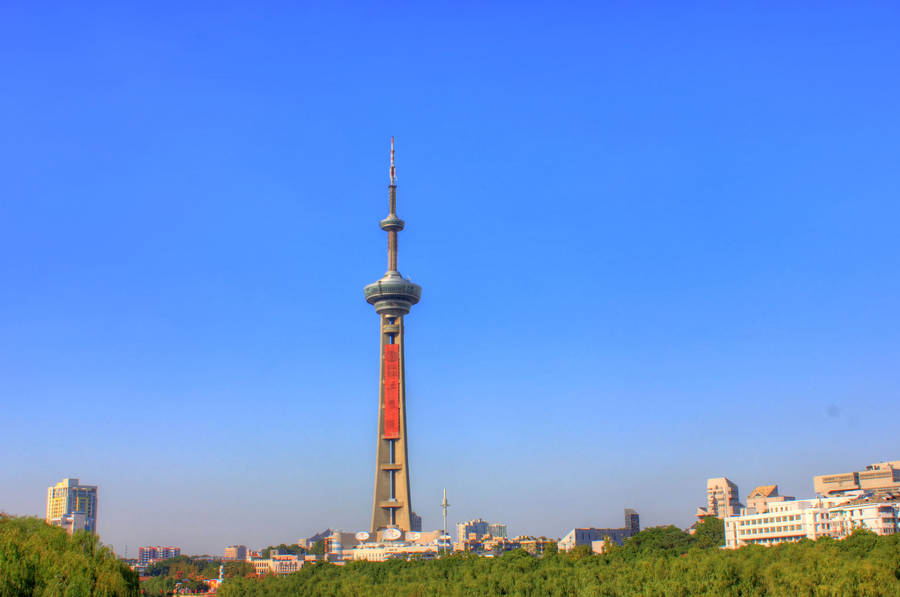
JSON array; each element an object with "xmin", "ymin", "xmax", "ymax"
[
  {"xmin": 249, "ymin": 554, "xmax": 304, "ymax": 575},
  {"xmin": 352, "ymin": 542, "xmax": 439, "ymax": 562},
  {"xmin": 828, "ymin": 493, "xmax": 900, "ymax": 536},
  {"xmin": 724, "ymin": 493, "xmax": 900, "ymax": 549}
]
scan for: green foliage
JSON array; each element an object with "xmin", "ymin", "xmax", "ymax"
[
  {"xmin": 139, "ymin": 575, "xmax": 176, "ymax": 597},
  {"xmin": 261, "ymin": 543, "xmax": 306, "ymax": 559},
  {"xmin": 0, "ymin": 514, "xmax": 139, "ymax": 596},
  {"xmin": 693, "ymin": 516, "xmax": 725, "ymax": 549},
  {"xmin": 143, "ymin": 554, "xmax": 219, "ymax": 580},
  {"xmin": 224, "ymin": 560, "xmax": 256, "ymax": 578},
  {"xmin": 616, "ymin": 524, "xmax": 697, "ymax": 560},
  {"xmin": 141, "ymin": 554, "xmax": 223, "ymax": 595},
  {"xmin": 309, "ymin": 540, "xmax": 325, "ymax": 556},
  {"xmin": 216, "ymin": 531, "xmax": 900, "ymax": 597}
]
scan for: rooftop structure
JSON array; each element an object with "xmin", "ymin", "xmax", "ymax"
[
  {"xmin": 814, "ymin": 460, "xmax": 900, "ymax": 497},
  {"xmin": 366, "ymin": 138, "xmax": 422, "ymax": 534},
  {"xmin": 746, "ymin": 484, "xmax": 794, "ymax": 514}
]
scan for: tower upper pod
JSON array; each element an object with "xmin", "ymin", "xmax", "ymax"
[
  {"xmin": 364, "ymin": 138, "xmax": 422, "ymax": 317},
  {"xmin": 364, "ymin": 271, "xmax": 422, "ymax": 316}
]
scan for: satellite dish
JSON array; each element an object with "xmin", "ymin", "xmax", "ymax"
[
  {"xmin": 355, "ymin": 532, "xmax": 370, "ymax": 541},
  {"xmin": 383, "ymin": 528, "xmax": 402, "ymax": 541},
  {"xmin": 406, "ymin": 531, "xmax": 421, "ymax": 541}
]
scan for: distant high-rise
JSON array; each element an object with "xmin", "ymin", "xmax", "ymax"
[
  {"xmin": 697, "ymin": 477, "xmax": 742, "ymax": 520},
  {"xmin": 138, "ymin": 546, "xmax": 181, "ymax": 566},
  {"xmin": 364, "ymin": 138, "xmax": 422, "ymax": 533},
  {"xmin": 46, "ymin": 477, "xmax": 97, "ymax": 535},
  {"xmin": 224, "ymin": 545, "xmax": 248, "ymax": 561},
  {"xmin": 624, "ymin": 508, "xmax": 640, "ymax": 534},
  {"xmin": 457, "ymin": 519, "xmax": 489, "ymax": 544}
]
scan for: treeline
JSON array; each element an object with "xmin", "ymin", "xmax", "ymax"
[
  {"xmin": 0, "ymin": 514, "xmax": 139, "ymax": 596},
  {"xmin": 142, "ymin": 555, "xmax": 255, "ymax": 596},
  {"xmin": 218, "ymin": 526, "xmax": 900, "ymax": 597}
]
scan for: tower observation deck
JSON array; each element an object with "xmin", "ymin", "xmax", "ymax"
[{"xmin": 364, "ymin": 138, "xmax": 421, "ymax": 533}]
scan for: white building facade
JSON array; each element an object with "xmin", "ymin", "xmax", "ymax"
[{"xmin": 724, "ymin": 494, "xmax": 900, "ymax": 549}]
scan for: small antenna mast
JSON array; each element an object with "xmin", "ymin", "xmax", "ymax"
[{"xmin": 440, "ymin": 488, "xmax": 450, "ymax": 536}]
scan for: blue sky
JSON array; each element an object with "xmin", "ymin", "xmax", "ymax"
[{"xmin": 1, "ymin": 1, "xmax": 898, "ymax": 554}]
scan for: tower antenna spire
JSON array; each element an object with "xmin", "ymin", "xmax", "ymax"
[{"xmin": 390, "ymin": 136, "xmax": 396, "ymax": 186}]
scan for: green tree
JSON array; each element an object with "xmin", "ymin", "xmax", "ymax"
[
  {"xmin": 0, "ymin": 514, "xmax": 139, "ymax": 596},
  {"xmin": 693, "ymin": 516, "xmax": 725, "ymax": 549},
  {"xmin": 224, "ymin": 560, "xmax": 256, "ymax": 578}
]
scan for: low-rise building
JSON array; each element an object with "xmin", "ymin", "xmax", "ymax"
[
  {"xmin": 827, "ymin": 492, "xmax": 900, "ymax": 536},
  {"xmin": 558, "ymin": 509, "xmax": 641, "ymax": 552},
  {"xmin": 723, "ymin": 493, "xmax": 900, "ymax": 549},
  {"xmin": 249, "ymin": 553, "xmax": 304, "ymax": 575},
  {"xmin": 352, "ymin": 541, "xmax": 439, "ymax": 562}
]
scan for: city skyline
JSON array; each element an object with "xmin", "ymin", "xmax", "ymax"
[{"xmin": 2, "ymin": 2, "xmax": 899, "ymax": 554}]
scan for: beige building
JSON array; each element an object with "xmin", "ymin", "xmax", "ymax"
[
  {"xmin": 224, "ymin": 545, "xmax": 248, "ymax": 561},
  {"xmin": 745, "ymin": 485, "xmax": 793, "ymax": 514},
  {"xmin": 46, "ymin": 478, "xmax": 97, "ymax": 535},
  {"xmin": 347, "ymin": 530, "xmax": 443, "ymax": 562},
  {"xmin": 814, "ymin": 461, "xmax": 900, "ymax": 497},
  {"xmin": 724, "ymin": 496, "xmax": 848, "ymax": 548},
  {"xmin": 697, "ymin": 477, "xmax": 742, "ymax": 519},
  {"xmin": 249, "ymin": 553, "xmax": 304, "ymax": 575},
  {"xmin": 352, "ymin": 541, "xmax": 439, "ymax": 562}
]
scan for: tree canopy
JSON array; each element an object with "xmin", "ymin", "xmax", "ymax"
[
  {"xmin": 0, "ymin": 514, "xmax": 139, "ymax": 596},
  {"xmin": 217, "ymin": 528, "xmax": 900, "ymax": 597}
]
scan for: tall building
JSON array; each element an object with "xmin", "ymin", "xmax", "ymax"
[
  {"xmin": 487, "ymin": 523, "xmax": 507, "ymax": 538},
  {"xmin": 138, "ymin": 546, "xmax": 181, "ymax": 566},
  {"xmin": 457, "ymin": 519, "xmax": 489, "ymax": 544},
  {"xmin": 624, "ymin": 508, "xmax": 640, "ymax": 534},
  {"xmin": 224, "ymin": 545, "xmax": 248, "ymax": 561},
  {"xmin": 814, "ymin": 460, "xmax": 900, "ymax": 497},
  {"xmin": 46, "ymin": 478, "xmax": 97, "ymax": 535},
  {"xmin": 364, "ymin": 138, "xmax": 422, "ymax": 534},
  {"xmin": 697, "ymin": 477, "xmax": 742, "ymax": 519}
]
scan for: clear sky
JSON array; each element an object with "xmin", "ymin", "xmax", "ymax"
[{"xmin": 1, "ymin": 1, "xmax": 898, "ymax": 555}]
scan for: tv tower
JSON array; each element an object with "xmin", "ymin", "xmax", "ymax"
[{"xmin": 364, "ymin": 138, "xmax": 422, "ymax": 533}]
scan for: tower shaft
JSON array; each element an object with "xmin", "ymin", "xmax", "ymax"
[{"xmin": 370, "ymin": 314, "xmax": 413, "ymax": 531}]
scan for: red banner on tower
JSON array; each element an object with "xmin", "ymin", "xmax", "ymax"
[{"xmin": 383, "ymin": 344, "xmax": 400, "ymax": 439}]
